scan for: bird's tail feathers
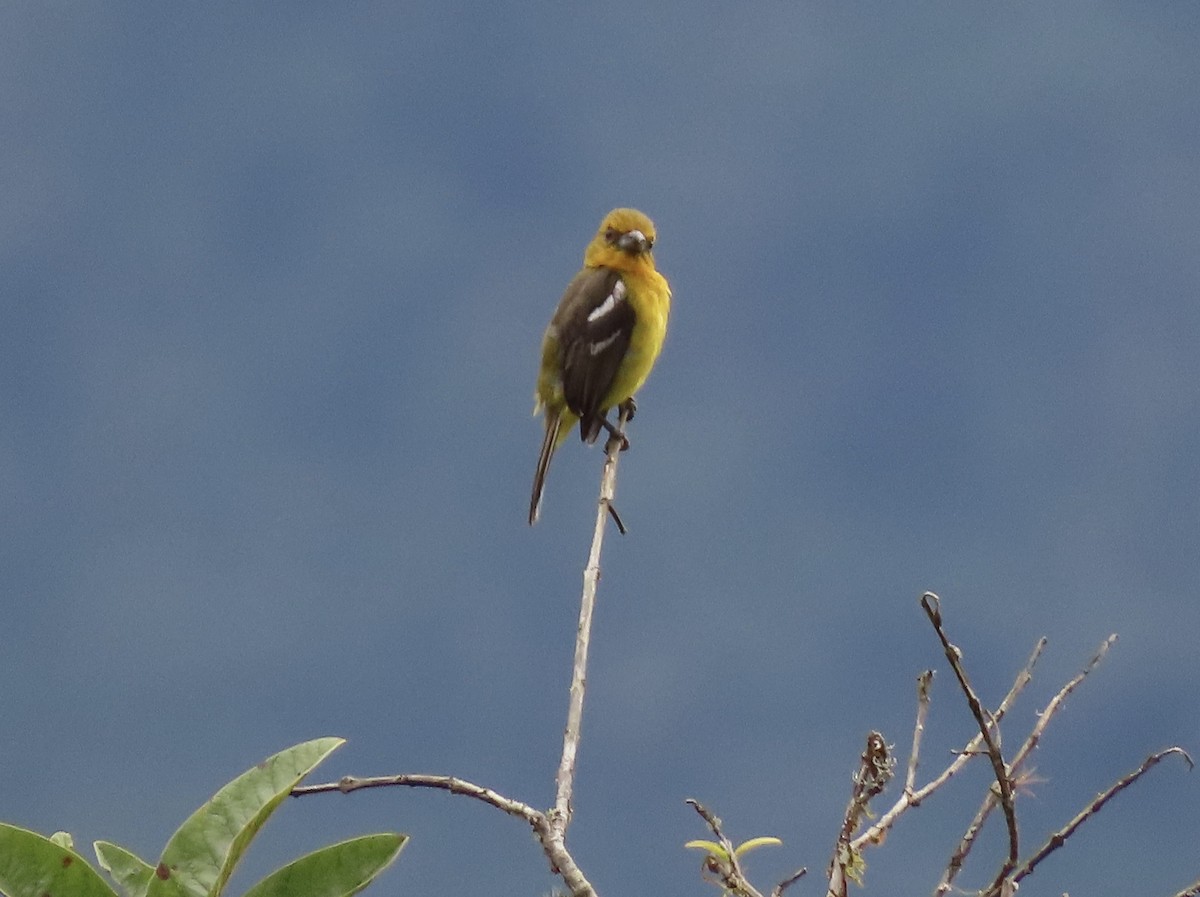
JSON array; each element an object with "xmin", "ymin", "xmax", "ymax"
[
  {"xmin": 529, "ymin": 410, "xmax": 564, "ymax": 525},
  {"xmin": 579, "ymin": 413, "xmax": 603, "ymax": 445}
]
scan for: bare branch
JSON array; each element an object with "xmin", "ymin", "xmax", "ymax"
[
  {"xmin": 553, "ymin": 407, "xmax": 629, "ymax": 836},
  {"xmin": 938, "ymin": 803, "xmax": 989, "ymax": 897},
  {"xmin": 686, "ymin": 799, "xmax": 740, "ymax": 862},
  {"xmin": 1012, "ymin": 747, "xmax": 1194, "ymax": 886},
  {"xmin": 828, "ymin": 732, "xmax": 893, "ymax": 897},
  {"xmin": 1007, "ymin": 634, "xmax": 1117, "ymax": 780},
  {"xmin": 686, "ymin": 799, "xmax": 768, "ymax": 897},
  {"xmin": 292, "ymin": 773, "xmax": 540, "ymax": 822},
  {"xmin": 855, "ymin": 637, "xmax": 1045, "ymax": 859},
  {"xmin": 921, "ymin": 591, "xmax": 1019, "ymax": 892},
  {"xmin": 771, "ymin": 867, "xmax": 808, "ymax": 897},
  {"xmin": 531, "ymin": 813, "xmax": 600, "ymax": 897},
  {"xmin": 922, "ymin": 635, "xmax": 1044, "ymax": 804},
  {"xmin": 1172, "ymin": 876, "xmax": 1200, "ymax": 897},
  {"xmin": 936, "ymin": 633, "xmax": 1115, "ymax": 896},
  {"xmin": 291, "ymin": 414, "xmax": 640, "ymax": 897},
  {"xmin": 292, "ymin": 773, "xmax": 600, "ymax": 897},
  {"xmin": 905, "ymin": 669, "xmax": 934, "ymax": 795}
]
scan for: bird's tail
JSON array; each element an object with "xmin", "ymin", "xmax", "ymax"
[{"xmin": 529, "ymin": 409, "xmax": 564, "ymax": 525}]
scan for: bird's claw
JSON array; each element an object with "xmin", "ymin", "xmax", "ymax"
[{"xmin": 599, "ymin": 414, "xmax": 631, "ymax": 451}]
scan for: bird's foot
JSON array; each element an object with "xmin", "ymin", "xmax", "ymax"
[{"xmin": 599, "ymin": 414, "xmax": 631, "ymax": 451}]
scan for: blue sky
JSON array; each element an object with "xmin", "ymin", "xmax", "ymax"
[{"xmin": 3, "ymin": 3, "xmax": 1199, "ymax": 895}]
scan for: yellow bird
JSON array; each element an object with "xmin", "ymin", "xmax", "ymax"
[{"xmin": 529, "ymin": 208, "xmax": 672, "ymax": 524}]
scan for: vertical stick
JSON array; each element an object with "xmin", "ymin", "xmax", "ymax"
[{"xmin": 552, "ymin": 408, "xmax": 629, "ymax": 834}]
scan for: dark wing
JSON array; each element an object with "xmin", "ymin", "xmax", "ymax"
[{"xmin": 550, "ymin": 267, "xmax": 635, "ymax": 443}]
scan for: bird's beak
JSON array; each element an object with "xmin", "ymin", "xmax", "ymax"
[{"xmin": 616, "ymin": 229, "xmax": 650, "ymax": 254}]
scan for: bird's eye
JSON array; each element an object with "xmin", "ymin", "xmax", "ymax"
[
  {"xmin": 645, "ymin": 237, "xmax": 654, "ymax": 249},
  {"xmin": 604, "ymin": 227, "xmax": 619, "ymax": 244}
]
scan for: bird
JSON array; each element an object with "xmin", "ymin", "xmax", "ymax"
[{"xmin": 529, "ymin": 207, "xmax": 672, "ymax": 525}]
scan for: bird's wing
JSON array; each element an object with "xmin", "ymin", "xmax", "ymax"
[{"xmin": 550, "ymin": 267, "xmax": 636, "ymax": 441}]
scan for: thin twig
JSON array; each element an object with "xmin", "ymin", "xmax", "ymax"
[
  {"xmin": 290, "ymin": 413, "xmax": 637, "ymax": 897},
  {"xmin": 292, "ymin": 772, "xmax": 599, "ymax": 896},
  {"xmin": 828, "ymin": 732, "xmax": 893, "ymax": 897},
  {"xmin": 1173, "ymin": 875, "xmax": 1200, "ymax": 897},
  {"xmin": 921, "ymin": 591, "xmax": 1020, "ymax": 893},
  {"xmin": 686, "ymin": 799, "xmax": 767, "ymax": 897},
  {"xmin": 553, "ymin": 406, "xmax": 629, "ymax": 836},
  {"xmin": 840, "ymin": 733, "xmax": 894, "ymax": 843},
  {"xmin": 685, "ymin": 799, "xmax": 807, "ymax": 897},
  {"xmin": 905, "ymin": 670, "xmax": 934, "ymax": 795},
  {"xmin": 920, "ymin": 637, "xmax": 1043, "ymax": 807},
  {"xmin": 936, "ymin": 634, "xmax": 1113, "ymax": 896},
  {"xmin": 292, "ymin": 773, "xmax": 540, "ymax": 821},
  {"xmin": 855, "ymin": 638, "xmax": 1045, "ymax": 858},
  {"xmin": 1011, "ymin": 747, "xmax": 1194, "ymax": 886},
  {"xmin": 849, "ymin": 675, "xmax": 934, "ymax": 854},
  {"xmin": 1008, "ymin": 634, "xmax": 1117, "ymax": 779},
  {"xmin": 686, "ymin": 799, "xmax": 739, "ymax": 859},
  {"xmin": 771, "ymin": 867, "xmax": 808, "ymax": 897}
]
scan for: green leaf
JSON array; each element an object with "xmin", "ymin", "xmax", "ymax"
[
  {"xmin": 145, "ymin": 737, "xmax": 345, "ymax": 897},
  {"xmin": 0, "ymin": 823, "xmax": 120, "ymax": 897},
  {"xmin": 95, "ymin": 839, "xmax": 156, "ymax": 897},
  {"xmin": 241, "ymin": 834, "xmax": 407, "ymax": 897},
  {"xmin": 733, "ymin": 836, "xmax": 783, "ymax": 856},
  {"xmin": 684, "ymin": 839, "xmax": 728, "ymax": 861}
]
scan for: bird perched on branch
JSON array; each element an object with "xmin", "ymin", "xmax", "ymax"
[{"xmin": 529, "ymin": 208, "xmax": 672, "ymax": 525}]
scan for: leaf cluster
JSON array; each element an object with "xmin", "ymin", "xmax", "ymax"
[{"xmin": 0, "ymin": 739, "xmax": 404, "ymax": 897}]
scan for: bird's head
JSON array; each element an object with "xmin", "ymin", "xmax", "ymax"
[{"xmin": 585, "ymin": 208, "xmax": 658, "ymax": 267}]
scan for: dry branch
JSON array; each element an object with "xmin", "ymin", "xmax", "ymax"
[
  {"xmin": 936, "ymin": 631, "xmax": 1118, "ymax": 896},
  {"xmin": 686, "ymin": 799, "xmax": 768, "ymax": 897},
  {"xmin": 921, "ymin": 591, "xmax": 1019, "ymax": 894},
  {"xmin": 553, "ymin": 407, "xmax": 630, "ymax": 834},
  {"xmin": 292, "ymin": 411, "xmax": 633, "ymax": 897},
  {"xmin": 1011, "ymin": 746, "xmax": 1194, "ymax": 887},
  {"xmin": 828, "ymin": 733, "xmax": 894, "ymax": 897}
]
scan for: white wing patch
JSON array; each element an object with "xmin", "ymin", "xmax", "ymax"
[
  {"xmin": 588, "ymin": 331, "xmax": 621, "ymax": 356},
  {"xmin": 586, "ymin": 279, "xmax": 626, "ymax": 323}
]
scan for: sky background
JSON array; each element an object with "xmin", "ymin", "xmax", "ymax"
[{"xmin": 3, "ymin": 2, "xmax": 1199, "ymax": 895}]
